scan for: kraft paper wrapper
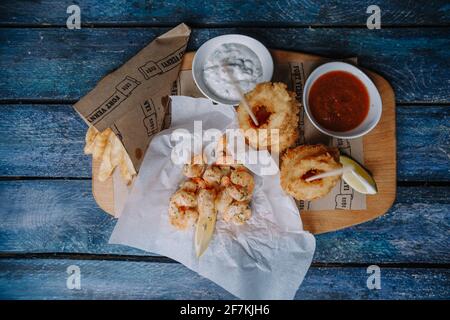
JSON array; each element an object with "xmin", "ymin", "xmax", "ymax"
[{"xmin": 73, "ymin": 23, "xmax": 191, "ymax": 171}]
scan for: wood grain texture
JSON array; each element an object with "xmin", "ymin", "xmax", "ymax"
[
  {"xmin": 0, "ymin": 180, "xmax": 448, "ymax": 264},
  {"xmin": 397, "ymin": 106, "xmax": 450, "ymax": 181},
  {"xmin": 1, "ymin": 104, "xmax": 449, "ymax": 180},
  {"xmin": 0, "ymin": 104, "xmax": 90, "ymax": 177},
  {"xmin": 1, "ymin": 0, "xmax": 449, "ymax": 26},
  {"xmin": 0, "ymin": 258, "xmax": 448, "ymax": 300},
  {"xmin": 1, "ymin": 28, "xmax": 449, "ymax": 102},
  {"xmin": 92, "ymin": 158, "xmax": 115, "ymax": 215}
]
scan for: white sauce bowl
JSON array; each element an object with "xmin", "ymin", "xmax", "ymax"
[
  {"xmin": 303, "ymin": 62, "xmax": 382, "ymax": 139},
  {"xmin": 192, "ymin": 34, "xmax": 274, "ymax": 105}
]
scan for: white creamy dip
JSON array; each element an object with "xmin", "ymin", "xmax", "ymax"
[{"xmin": 203, "ymin": 43, "xmax": 263, "ymax": 101}]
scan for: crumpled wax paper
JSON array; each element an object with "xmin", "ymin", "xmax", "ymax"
[{"xmin": 109, "ymin": 96, "xmax": 315, "ymax": 299}]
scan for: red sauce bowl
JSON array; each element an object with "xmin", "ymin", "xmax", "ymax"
[{"xmin": 303, "ymin": 62, "xmax": 382, "ymax": 139}]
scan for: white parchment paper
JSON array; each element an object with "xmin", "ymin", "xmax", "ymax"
[{"xmin": 109, "ymin": 96, "xmax": 315, "ymax": 300}]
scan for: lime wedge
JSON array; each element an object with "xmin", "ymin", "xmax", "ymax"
[{"xmin": 340, "ymin": 155, "xmax": 378, "ymax": 195}]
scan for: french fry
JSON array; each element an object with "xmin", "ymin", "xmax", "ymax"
[
  {"xmin": 109, "ymin": 132, "xmax": 124, "ymax": 168},
  {"xmin": 119, "ymin": 158, "xmax": 132, "ymax": 185},
  {"xmin": 84, "ymin": 126, "xmax": 136, "ymax": 185},
  {"xmin": 92, "ymin": 128, "xmax": 112, "ymax": 160},
  {"xmin": 123, "ymin": 149, "xmax": 136, "ymax": 176},
  {"xmin": 84, "ymin": 126, "xmax": 98, "ymax": 155},
  {"xmin": 119, "ymin": 150, "xmax": 136, "ymax": 185},
  {"xmin": 98, "ymin": 138, "xmax": 113, "ymax": 182}
]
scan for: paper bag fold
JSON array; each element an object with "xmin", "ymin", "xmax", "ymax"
[{"xmin": 74, "ymin": 23, "xmax": 191, "ymax": 171}]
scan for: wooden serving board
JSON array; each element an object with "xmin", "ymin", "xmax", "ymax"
[{"xmin": 92, "ymin": 49, "xmax": 396, "ymax": 235}]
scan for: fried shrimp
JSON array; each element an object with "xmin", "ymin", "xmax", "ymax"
[
  {"xmin": 183, "ymin": 154, "xmax": 206, "ymax": 178},
  {"xmin": 215, "ymin": 188, "xmax": 233, "ymax": 219},
  {"xmin": 197, "ymin": 188, "xmax": 216, "ymax": 216},
  {"xmin": 280, "ymin": 144, "xmax": 342, "ymax": 201},
  {"xmin": 171, "ymin": 189, "xmax": 197, "ymax": 208},
  {"xmin": 218, "ymin": 165, "xmax": 232, "ymax": 177},
  {"xmin": 168, "ymin": 189, "xmax": 199, "ymax": 230},
  {"xmin": 203, "ymin": 165, "xmax": 226, "ymax": 187},
  {"xmin": 180, "ymin": 177, "xmax": 210, "ymax": 194},
  {"xmin": 222, "ymin": 168, "xmax": 255, "ymax": 201},
  {"xmin": 170, "ymin": 144, "xmax": 255, "ymax": 230},
  {"xmin": 223, "ymin": 201, "xmax": 252, "ymax": 225},
  {"xmin": 179, "ymin": 179, "xmax": 199, "ymax": 193},
  {"xmin": 237, "ymin": 82, "xmax": 299, "ymax": 152}
]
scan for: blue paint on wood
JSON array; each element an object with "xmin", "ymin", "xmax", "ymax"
[
  {"xmin": 1, "ymin": 28, "xmax": 449, "ymax": 102},
  {"xmin": 0, "ymin": 1, "xmax": 449, "ymax": 26},
  {"xmin": 0, "ymin": 180, "xmax": 448, "ymax": 264},
  {"xmin": 0, "ymin": 104, "xmax": 90, "ymax": 177},
  {"xmin": 316, "ymin": 186, "xmax": 450, "ymax": 264},
  {"xmin": 397, "ymin": 106, "xmax": 450, "ymax": 181},
  {"xmin": 0, "ymin": 259, "xmax": 448, "ymax": 300},
  {"xmin": 298, "ymin": 266, "xmax": 450, "ymax": 300}
]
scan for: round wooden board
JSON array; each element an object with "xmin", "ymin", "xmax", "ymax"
[{"xmin": 92, "ymin": 49, "xmax": 397, "ymax": 234}]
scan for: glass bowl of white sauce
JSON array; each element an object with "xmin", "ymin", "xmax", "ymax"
[{"xmin": 192, "ymin": 34, "xmax": 274, "ymax": 105}]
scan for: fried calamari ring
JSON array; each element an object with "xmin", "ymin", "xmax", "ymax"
[
  {"xmin": 237, "ymin": 82, "xmax": 299, "ymax": 152},
  {"xmin": 280, "ymin": 145, "xmax": 342, "ymax": 201}
]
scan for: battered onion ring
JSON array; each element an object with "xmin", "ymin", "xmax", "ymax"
[
  {"xmin": 237, "ymin": 82, "xmax": 299, "ymax": 152},
  {"xmin": 280, "ymin": 145, "xmax": 342, "ymax": 201}
]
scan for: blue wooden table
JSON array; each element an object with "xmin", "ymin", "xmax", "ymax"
[{"xmin": 0, "ymin": 1, "xmax": 449, "ymax": 300}]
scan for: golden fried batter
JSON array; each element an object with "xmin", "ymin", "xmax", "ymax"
[
  {"xmin": 170, "ymin": 158, "xmax": 255, "ymax": 229},
  {"xmin": 280, "ymin": 145, "xmax": 342, "ymax": 201},
  {"xmin": 237, "ymin": 82, "xmax": 299, "ymax": 152}
]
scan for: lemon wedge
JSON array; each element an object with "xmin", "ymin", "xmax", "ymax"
[
  {"xmin": 195, "ymin": 213, "xmax": 217, "ymax": 257},
  {"xmin": 195, "ymin": 189, "xmax": 217, "ymax": 257},
  {"xmin": 340, "ymin": 155, "xmax": 378, "ymax": 195}
]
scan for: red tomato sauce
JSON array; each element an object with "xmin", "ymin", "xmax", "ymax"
[
  {"xmin": 308, "ymin": 71, "xmax": 369, "ymax": 132},
  {"xmin": 249, "ymin": 105, "xmax": 272, "ymax": 128}
]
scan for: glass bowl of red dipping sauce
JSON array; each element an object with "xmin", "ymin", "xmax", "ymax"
[{"xmin": 303, "ymin": 62, "xmax": 382, "ymax": 139}]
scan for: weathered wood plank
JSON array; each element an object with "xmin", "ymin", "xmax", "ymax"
[
  {"xmin": 1, "ymin": 28, "xmax": 449, "ymax": 102},
  {"xmin": 0, "ymin": 105, "xmax": 90, "ymax": 177},
  {"xmin": 299, "ymin": 266, "xmax": 450, "ymax": 300},
  {"xmin": 1, "ymin": 104, "xmax": 449, "ymax": 180},
  {"xmin": 1, "ymin": 0, "xmax": 449, "ymax": 26},
  {"xmin": 0, "ymin": 258, "xmax": 234, "ymax": 300},
  {"xmin": 0, "ymin": 180, "xmax": 449, "ymax": 264},
  {"xmin": 0, "ymin": 258, "xmax": 448, "ymax": 299},
  {"xmin": 396, "ymin": 106, "xmax": 450, "ymax": 181}
]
